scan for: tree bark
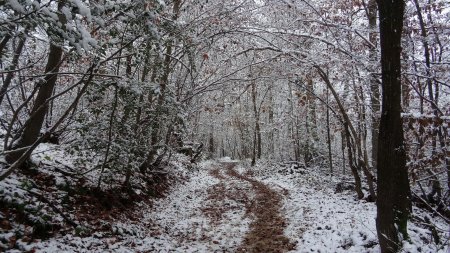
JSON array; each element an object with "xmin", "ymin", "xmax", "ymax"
[
  {"xmin": 412, "ymin": 0, "xmax": 435, "ymax": 113},
  {"xmin": 326, "ymin": 87, "xmax": 333, "ymax": 175},
  {"xmin": 268, "ymin": 84, "xmax": 274, "ymax": 156},
  {"xmin": 376, "ymin": 0, "xmax": 411, "ymax": 252},
  {"xmin": 315, "ymin": 67, "xmax": 365, "ymax": 199},
  {"xmin": 98, "ymin": 87, "xmax": 118, "ymax": 189},
  {"xmin": 150, "ymin": 0, "xmax": 181, "ymax": 148},
  {"xmin": 5, "ymin": 43, "xmax": 63, "ymax": 163},
  {"xmin": 0, "ymin": 34, "xmax": 11, "ymax": 58},
  {"xmin": 367, "ymin": 0, "xmax": 381, "ymax": 172},
  {"xmin": 341, "ymin": 131, "xmax": 346, "ymax": 174},
  {"xmin": 345, "ymin": 124, "xmax": 364, "ymax": 199},
  {"xmin": 1, "ymin": 63, "xmax": 98, "ymax": 181},
  {"xmin": 5, "ymin": 1, "xmax": 66, "ymax": 164},
  {"xmin": 0, "ymin": 35, "xmax": 26, "ymax": 106},
  {"xmin": 251, "ymin": 81, "xmax": 261, "ymax": 160},
  {"xmin": 208, "ymin": 131, "xmax": 215, "ymax": 157}
]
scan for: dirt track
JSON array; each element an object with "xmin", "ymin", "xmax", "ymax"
[{"xmin": 206, "ymin": 163, "xmax": 295, "ymax": 253}]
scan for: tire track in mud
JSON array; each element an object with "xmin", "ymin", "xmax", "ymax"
[{"xmin": 207, "ymin": 163, "xmax": 295, "ymax": 253}]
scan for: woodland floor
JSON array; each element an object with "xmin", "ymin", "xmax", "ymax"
[{"xmin": 1, "ymin": 154, "xmax": 449, "ymax": 252}]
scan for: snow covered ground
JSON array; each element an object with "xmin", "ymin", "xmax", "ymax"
[
  {"xmin": 2, "ymin": 160, "xmax": 253, "ymax": 252},
  {"xmin": 1, "ymin": 156, "xmax": 449, "ymax": 252},
  {"xmin": 252, "ymin": 162, "xmax": 449, "ymax": 253},
  {"xmin": 141, "ymin": 161, "xmax": 252, "ymax": 252}
]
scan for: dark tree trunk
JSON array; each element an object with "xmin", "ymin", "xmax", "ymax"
[
  {"xmin": 251, "ymin": 81, "xmax": 257, "ymax": 166},
  {"xmin": 326, "ymin": 88, "xmax": 333, "ymax": 175},
  {"xmin": 209, "ymin": 131, "xmax": 215, "ymax": 157},
  {"xmin": 376, "ymin": 0, "xmax": 411, "ymax": 252},
  {"xmin": 345, "ymin": 124, "xmax": 364, "ymax": 199},
  {"xmin": 251, "ymin": 81, "xmax": 261, "ymax": 160},
  {"xmin": 5, "ymin": 43, "xmax": 63, "ymax": 163},
  {"xmin": 412, "ymin": 0, "xmax": 435, "ymax": 112},
  {"xmin": 268, "ymin": 84, "xmax": 274, "ymax": 156},
  {"xmin": 251, "ymin": 129, "xmax": 256, "ymax": 167},
  {"xmin": 256, "ymin": 121, "xmax": 261, "ymax": 159},
  {"xmin": 341, "ymin": 131, "xmax": 346, "ymax": 174},
  {"xmin": 0, "ymin": 35, "xmax": 26, "ymax": 106},
  {"xmin": 150, "ymin": 0, "xmax": 181, "ymax": 149},
  {"xmin": 0, "ymin": 34, "xmax": 11, "ymax": 58}
]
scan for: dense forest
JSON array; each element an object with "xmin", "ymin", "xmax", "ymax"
[{"xmin": 0, "ymin": 0, "xmax": 449, "ymax": 252}]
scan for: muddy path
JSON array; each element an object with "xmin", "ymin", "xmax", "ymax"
[{"xmin": 207, "ymin": 163, "xmax": 295, "ymax": 253}]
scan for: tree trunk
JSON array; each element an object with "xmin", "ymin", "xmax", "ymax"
[
  {"xmin": 0, "ymin": 34, "xmax": 25, "ymax": 105},
  {"xmin": 376, "ymin": 0, "xmax": 411, "ymax": 252},
  {"xmin": 345, "ymin": 124, "xmax": 364, "ymax": 199},
  {"xmin": 256, "ymin": 121, "xmax": 261, "ymax": 159},
  {"xmin": 5, "ymin": 43, "xmax": 63, "ymax": 163},
  {"xmin": 437, "ymin": 128, "xmax": 450, "ymax": 191},
  {"xmin": 209, "ymin": 130, "xmax": 214, "ymax": 157},
  {"xmin": 268, "ymin": 84, "xmax": 274, "ymax": 157},
  {"xmin": 304, "ymin": 109, "xmax": 310, "ymax": 166},
  {"xmin": 412, "ymin": 0, "xmax": 447, "ymax": 195},
  {"xmin": 367, "ymin": 0, "xmax": 381, "ymax": 172},
  {"xmin": 251, "ymin": 128, "xmax": 256, "ymax": 167},
  {"xmin": 150, "ymin": 0, "xmax": 181, "ymax": 149},
  {"xmin": 0, "ymin": 35, "xmax": 26, "ymax": 106},
  {"xmin": 250, "ymin": 81, "xmax": 258, "ymax": 166},
  {"xmin": 98, "ymin": 87, "xmax": 119, "ymax": 189},
  {"xmin": 355, "ymin": 76, "xmax": 377, "ymax": 201},
  {"xmin": 251, "ymin": 81, "xmax": 261, "ymax": 160},
  {"xmin": 306, "ymin": 78, "xmax": 318, "ymax": 142},
  {"xmin": 341, "ymin": 131, "xmax": 346, "ymax": 174},
  {"xmin": 412, "ymin": 0, "xmax": 435, "ymax": 113},
  {"xmin": 315, "ymin": 67, "xmax": 366, "ymax": 199},
  {"xmin": 287, "ymin": 81, "xmax": 298, "ymax": 161},
  {"xmin": 326, "ymin": 87, "xmax": 333, "ymax": 175},
  {"xmin": 0, "ymin": 34, "xmax": 11, "ymax": 58}
]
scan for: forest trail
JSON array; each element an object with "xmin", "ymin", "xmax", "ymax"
[
  {"xmin": 206, "ymin": 162, "xmax": 295, "ymax": 252},
  {"xmin": 2, "ymin": 159, "xmax": 445, "ymax": 252}
]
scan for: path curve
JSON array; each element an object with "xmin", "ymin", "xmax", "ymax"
[{"xmin": 208, "ymin": 162, "xmax": 295, "ymax": 252}]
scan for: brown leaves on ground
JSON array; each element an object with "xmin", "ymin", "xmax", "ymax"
[{"xmin": 2, "ymin": 167, "xmax": 173, "ymax": 243}]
